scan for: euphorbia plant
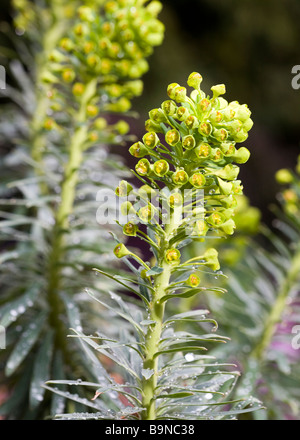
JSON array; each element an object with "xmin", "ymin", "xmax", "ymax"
[
  {"xmin": 46, "ymin": 73, "xmax": 261, "ymax": 420},
  {"xmin": 0, "ymin": 0, "xmax": 164, "ymax": 419}
]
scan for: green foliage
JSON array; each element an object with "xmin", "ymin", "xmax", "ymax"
[
  {"xmin": 46, "ymin": 73, "xmax": 262, "ymax": 420},
  {"xmin": 0, "ymin": 0, "xmax": 164, "ymax": 419}
]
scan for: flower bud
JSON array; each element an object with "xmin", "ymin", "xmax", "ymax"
[
  {"xmin": 72, "ymin": 82, "xmax": 85, "ymax": 96},
  {"xmin": 60, "ymin": 38, "xmax": 74, "ymax": 51},
  {"xmin": 282, "ymin": 189, "xmax": 297, "ymax": 203},
  {"xmin": 182, "ymin": 135, "xmax": 196, "ymax": 150},
  {"xmin": 243, "ymin": 118, "xmax": 254, "ymax": 132},
  {"xmin": 168, "ymin": 192, "xmax": 183, "ymax": 208},
  {"xmin": 43, "ymin": 118, "xmax": 56, "ymax": 131},
  {"xmin": 221, "ymin": 195, "xmax": 238, "ymax": 209},
  {"xmin": 114, "ymin": 120, "xmax": 130, "ymax": 135},
  {"xmin": 49, "ymin": 50, "xmax": 66, "ymax": 63},
  {"xmin": 89, "ymin": 131, "xmax": 99, "ymax": 142},
  {"xmin": 114, "ymin": 243, "xmax": 131, "ymax": 259},
  {"xmin": 223, "ymin": 107, "xmax": 236, "ymax": 122},
  {"xmin": 149, "ymin": 108, "xmax": 168, "ymax": 123},
  {"xmin": 167, "ymin": 83, "xmax": 180, "ymax": 100},
  {"xmin": 217, "ymin": 177, "xmax": 233, "ymax": 195},
  {"xmin": 78, "ymin": 6, "xmax": 94, "ymax": 21},
  {"xmin": 275, "ymin": 169, "xmax": 294, "ymax": 184},
  {"xmin": 165, "ymin": 248, "xmax": 181, "ymax": 265},
  {"xmin": 195, "ymin": 143, "xmax": 211, "ymax": 159},
  {"xmin": 203, "ymin": 248, "xmax": 220, "ymax": 271},
  {"xmin": 94, "ymin": 118, "xmax": 107, "ymax": 130},
  {"xmin": 120, "ymin": 201, "xmax": 136, "ymax": 216},
  {"xmin": 165, "ymin": 129, "xmax": 180, "ymax": 146},
  {"xmin": 100, "ymin": 58, "xmax": 113, "ymax": 74},
  {"xmin": 213, "ymin": 128, "xmax": 228, "ymax": 142},
  {"xmin": 86, "ymin": 105, "xmax": 99, "ymax": 118},
  {"xmin": 135, "ymin": 159, "xmax": 151, "ymax": 176},
  {"xmin": 187, "ymin": 72, "xmax": 203, "ymax": 89},
  {"xmin": 198, "ymin": 98, "xmax": 211, "ymax": 113},
  {"xmin": 124, "ymin": 80, "xmax": 144, "ymax": 97},
  {"xmin": 194, "ymin": 220, "xmax": 209, "ymax": 236},
  {"xmin": 209, "ymin": 111, "xmax": 223, "ymax": 124},
  {"xmin": 116, "ymin": 180, "xmax": 133, "ymax": 197},
  {"xmin": 189, "ymin": 173, "xmax": 206, "ymax": 188},
  {"xmin": 123, "ymin": 222, "xmax": 138, "ymax": 237},
  {"xmin": 176, "ymin": 106, "xmax": 190, "ymax": 121},
  {"xmin": 198, "ymin": 122, "xmax": 212, "ymax": 137},
  {"xmin": 210, "ymin": 148, "xmax": 224, "ymax": 162},
  {"xmin": 145, "ymin": 119, "xmax": 163, "ymax": 133},
  {"xmin": 87, "ymin": 54, "xmax": 101, "ymax": 69},
  {"xmin": 174, "ymin": 86, "xmax": 187, "ymax": 103},
  {"xmin": 232, "ymin": 147, "xmax": 250, "ymax": 164},
  {"xmin": 153, "ymin": 160, "xmax": 169, "ymax": 177},
  {"xmin": 74, "ymin": 23, "xmax": 88, "ymax": 37},
  {"xmin": 232, "ymin": 129, "xmax": 248, "ymax": 143},
  {"xmin": 62, "ymin": 69, "xmax": 75, "ymax": 83},
  {"xmin": 138, "ymin": 185, "xmax": 157, "ymax": 198},
  {"xmin": 187, "ymin": 273, "xmax": 201, "ymax": 287},
  {"xmin": 129, "ymin": 142, "xmax": 148, "ymax": 158},
  {"xmin": 185, "ymin": 115, "xmax": 199, "ymax": 130},
  {"xmin": 105, "ymin": 1, "xmax": 118, "ymax": 13},
  {"xmin": 107, "ymin": 97, "xmax": 131, "ymax": 113},
  {"xmin": 84, "ymin": 41, "xmax": 95, "ymax": 54},
  {"xmin": 207, "ymin": 212, "xmax": 226, "ymax": 227},
  {"xmin": 161, "ymin": 100, "xmax": 177, "ymax": 116},
  {"xmin": 230, "ymin": 180, "xmax": 243, "ymax": 195},
  {"xmin": 220, "ymin": 142, "xmax": 236, "ymax": 157},
  {"xmin": 296, "ymin": 155, "xmax": 300, "ymax": 175},
  {"xmin": 219, "ymin": 218, "xmax": 236, "ymax": 235},
  {"xmin": 236, "ymin": 104, "xmax": 251, "ymax": 122},
  {"xmin": 172, "ymin": 169, "xmax": 189, "ymax": 186},
  {"xmin": 216, "ymin": 97, "xmax": 228, "ymax": 110},
  {"xmin": 138, "ymin": 205, "xmax": 155, "ymax": 222},
  {"xmin": 143, "ymin": 132, "xmax": 160, "ymax": 149},
  {"xmin": 146, "ymin": 1, "xmax": 163, "ymax": 16},
  {"xmin": 212, "ymin": 164, "xmax": 240, "ymax": 181},
  {"xmin": 211, "ymin": 84, "xmax": 226, "ymax": 98}
]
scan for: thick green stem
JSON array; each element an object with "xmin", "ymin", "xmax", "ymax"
[
  {"xmin": 30, "ymin": 3, "xmax": 71, "ymax": 194},
  {"xmin": 236, "ymin": 245, "xmax": 300, "ymax": 401},
  {"xmin": 253, "ymin": 246, "xmax": 300, "ymax": 360},
  {"xmin": 46, "ymin": 80, "xmax": 97, "ymax": 351},
  {"xmin": 141, "ymin": 212, "xmax": 179, "ymax": 420}
]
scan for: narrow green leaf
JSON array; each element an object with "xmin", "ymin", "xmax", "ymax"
[
  {"xmin": 0, "ymin": 287, "xmax": 39, "ymax": 328},
  {"xmin": 146, "ymin": 266, "xmax": 164, "ymax": 276},
  {"xmin": 5, "ymin": 312, "xmax": 46, "ymax": 376},
  {"xmin": 154, "ymin": 392, "xmax": 195, "ymax": 400},
  {"xmin": 30, "ymin": 330, "xmax": 54, "ymax": 409}
]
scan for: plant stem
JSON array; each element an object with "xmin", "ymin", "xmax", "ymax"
[
  {"xmin": 30, "ymin": 3, "xmax": 70, "ymax": 195},
  {"xmin": 252, "ymin": 245, "xmax": 300, "ymax": 360},
  {"xmin": 46, "ymin": 79, "xmax": 97, "ymax": 351},
  {"xmin": 141, "ymin": 210, "xmax": 179, "ymax": 420}
]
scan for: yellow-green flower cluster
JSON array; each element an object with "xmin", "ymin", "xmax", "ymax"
[
  {"xmin": 47, "ymin": 0, "xmax": 164, "ymax": 109},
  {"xmin": 126, "ymin": 72, "xmax": 253, "ymax": 238},
  {"xmin": 276, "ymin": 155, "xmax": 300, "ymax": 217},
  {"xmin": 43, "ymin": 0, "xmax": 164, "ymax": 145}
]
